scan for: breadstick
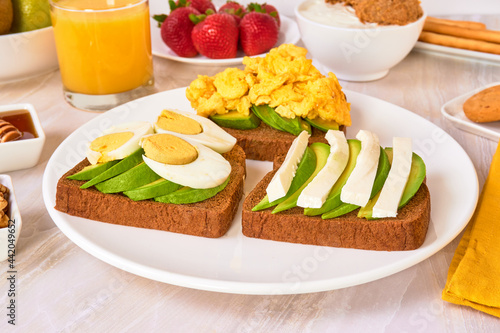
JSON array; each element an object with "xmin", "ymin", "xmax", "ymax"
[
  {"xmin": 423, "ymin": 21, "xmax": 500, "ymax": 44},
  {"xmin": 419, "ymin": 31, "xmax": 500, "ymax": 55},
  {"xmin": 426, "ymin": 16, "xmax": 486, "ymax": 30}
]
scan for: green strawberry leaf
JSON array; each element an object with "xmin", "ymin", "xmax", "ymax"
[{"xmin": 152, "ymin": 14, "xmax": 167, "ymax": 27}]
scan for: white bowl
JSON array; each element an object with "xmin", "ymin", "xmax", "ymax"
[
  {"xmin": 0, "ymin": 175, "xmax": 22, "ymax": 262},
  {"xmin": 0, "ymin": 104, "xmax": 46, "ymax": 173},
  {"xmin": 295, "ymin": 0, "xmax": 426, "ymax": 82},
  {"xmin": 0, "ymin": 27, "xmax": 59, "ymax": 83}
]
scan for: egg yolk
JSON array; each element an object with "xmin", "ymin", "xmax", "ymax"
[
  {"xmin": 156, "ymin": 110, "xmax": 203, "ymax": 135},
  {"xmin": 89, "ymin": 131, "xmax": 134, "ymax": 162},
  {"xmin": 142, "ymin": 134, "xmax": 198, "ymax": 165}
]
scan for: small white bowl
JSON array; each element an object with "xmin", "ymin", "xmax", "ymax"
[
  {"xmin": 0, "ymin": 175, "xmax": 22, "ymax": 262},
  {"xmin": 0, "ymin": 27, "xmax": 59, "ymax": 83},
  {"xmin": 295, "ymin": 0, "xmax": 426, "ymax": 82},
  {"xmin": 0, "ymin": 104, "xmax": 46, "ymax": 173}
]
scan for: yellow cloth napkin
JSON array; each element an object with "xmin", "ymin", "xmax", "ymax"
[{"xmin": 442, "ymin": 141, "xmax": 500, "ymax": 317}]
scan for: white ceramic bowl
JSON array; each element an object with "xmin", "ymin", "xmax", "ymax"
[
  {"xmin": 295, "ymin": 0, "xmax": 426, "ymax": 81},
  {"xmin": 0, "ymin": 27, "xmax": 59, "ymax": 83},
  {"xmin": 0, "ymin": 175, "xmax": 22, "ymax": 262},
  {"xmin": 0, "ymin": 104, "xmax": 46, "ymax": 173}
]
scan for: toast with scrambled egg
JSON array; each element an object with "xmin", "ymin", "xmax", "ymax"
[{"xmin": 186, "ymin": 44, "xmax": 351, "ymax": 161}]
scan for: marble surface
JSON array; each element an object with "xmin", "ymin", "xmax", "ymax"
[{"xmin": 1, "ymin": 14, "xmax": 500, "ymax": 333}]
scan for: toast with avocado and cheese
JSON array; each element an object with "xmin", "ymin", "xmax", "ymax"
[
  {"xmin": 185, "ymin": 44, "xmax": 351, "ymax": 161},
  {"xmin": 55, "ymin": 112, "xmax": 245, "ymax": 238},
  {"xmin": 242, "ymin": 130, "xmax": 431, "ymax": 251}
]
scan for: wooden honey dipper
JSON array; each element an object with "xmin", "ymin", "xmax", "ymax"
[{"xmin": 0, "ymin": 119, "xmax": 22, "ymax": 143}]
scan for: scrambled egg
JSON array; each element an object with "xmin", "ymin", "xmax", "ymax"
[{"xmin": 185, "ymin": 44, "xmax": 351, "ymax": 127}]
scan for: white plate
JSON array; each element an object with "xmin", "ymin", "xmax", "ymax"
[
  {"xmin": 441, "ymin": 82, "xmax": 500, "ymax": 142},
  {"xmin": 150, "ymin": 14, "xmax": 300, "ymax": 66},
  {"xmin": 42, "ymin": 88, "xmax": 479, "ymax": 295},
  {"xmin": 414, "ymin": 41, "xmax": 500, "ymax": 64}
]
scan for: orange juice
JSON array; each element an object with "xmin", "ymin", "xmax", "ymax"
[{"xmin": 50, "ymin": 0, "xmax": 153, "ymax": 95}]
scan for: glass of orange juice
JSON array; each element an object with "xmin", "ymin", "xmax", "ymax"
[{"xmin": 49, "ymin": 0, "xmax": 155, "ymax": 111}]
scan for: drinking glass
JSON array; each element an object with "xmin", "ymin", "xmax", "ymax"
[{"xmin": 50, "ymin": 0, "xmax": 155, "ymax": 111}]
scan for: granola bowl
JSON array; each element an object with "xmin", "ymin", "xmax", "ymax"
[
  {"xmin": 0, "ymin": 175, "xmax": 22, "ymax": 262},
  {"xmin": 295, "ymin": 0, "xmax": 426, "ymax": 81}
]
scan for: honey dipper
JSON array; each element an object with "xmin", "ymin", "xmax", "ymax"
[{"xmin": 0, "ymin": 119, "xmax": 22, "ymax": 143}]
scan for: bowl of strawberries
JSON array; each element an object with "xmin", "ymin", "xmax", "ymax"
[{"xmin": 150, "ymin": 0, "xmax": 300, "ymax": 65}]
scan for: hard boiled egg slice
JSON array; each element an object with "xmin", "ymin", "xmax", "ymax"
[
  {"xmin": 141, "ymin": 133, "xmax": 231, "ymax": 189},
  {"xmin": 86, "ymin": 121, "xmax": 153, "ymax": 165},
  {"xmin": 154, "ymin": 109, "xmax": 236, "ymax": 153}
]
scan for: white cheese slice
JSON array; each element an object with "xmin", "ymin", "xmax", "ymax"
[
  {"xmin": 372, "ymin": 137, "xmax": 413, "ymax": 218},
  {"xmin": 340, "ymin": 130, "xmax": 380, "ymax": 207},
  {"xmin": 297, "ymin": 130, "xmax": 349, "ymax": 208},
  {"xmin": 266, "ymin": 130, "xmax": 310, "ymax": 202}
]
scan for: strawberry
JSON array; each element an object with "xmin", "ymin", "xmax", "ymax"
[
  {"xmin": 219, "ymin": 1, "xmax": 246, "ymax": 25},
  {"xmin": 187, "ymin": 0, "xmax": 216, "ymax": 14},
  {"xmin": 247, "ymin": 2, "xmax": 280, "ymax": 27},
  {"xmin": 157, "ymin": 6, "xmax": 201, "ymax": 57},
  {"xmin": 239, "ymin": 11, "xmax": 279, "ymax": 56},
  {"xmin": 191, "ymin": 13, "xmax": 239, "ymax": 59}
]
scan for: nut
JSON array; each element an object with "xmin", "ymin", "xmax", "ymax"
[
  {"xmin": 0, "ymin": 195, "xmax": 7, "ymax": 212},
  {"xmin": 0, "ymin": 213, "xmax": 8, "ymax": 228},
  {"xmin": 0, "ymin": 184, "xmax": 10, "ymax": 228},
  {"xmin": 0, "ymin": 183, "xmax": 9, "ymax": 196}
]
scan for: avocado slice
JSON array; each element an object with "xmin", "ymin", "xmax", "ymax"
[
  {"xmin": 304, "ymin": 139, "xmax": 361, "ymax": 216},
  {"xmin": 210, "ymin": 110, "xmax": 261, "ymax": 130},
  {"xmin": 251, "ymin": 105, "xmax": 312, "ymax": 135},
  {"xmin": 299, "ymin": 118, "xmax": 312, "ymax": 134},
  {"xmin": 95, "ymin": 162, "xmax": 162, "ymax": 194},
  {"xmin": 321, "ymin": 146, "xmax": 391, "ymax": 219},
  {"xmin": 123, "ymin": 178, "xmax": 181, "ymax": 201},
  {"xmin": 251, "ymin": 104, "xmax": 286, "ymax": 131},
  {"xmin": 272, "ymin": 142, "xmax": 330, "ymax": 213},
  {"xmin": 80, "ymin": 148, "xmax": 144, "ymax": 189},
  {"xmin": 304, "ymin": 117, "xmax": 340, "ymax": 132},
  {"xmin": 155, "ymin": 176, "xmax": 230, "ymax": 204},
  {"xmin": 321, "ymin": 203, "xmax": 360, "ymax": 219},
  {"xmin": 67, "ymin": 160, "xmax": 119, "ymax": 181},
  {"xmin": 357, "ymin": 149, "xmax": 426, "ymax": 219},
  {"xmin": 252, "ymin": 146, "xmax": 317, "ymax": 211}
]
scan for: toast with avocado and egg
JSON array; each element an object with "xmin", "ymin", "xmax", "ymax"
[
  {"xmin": 55, "ymin": 113, "xmax": 245, "ymax": 238},
  {"xmin": 241, "ymin": 130, "xmax": 431, "ymax": 251},
  {"xmin": 185, "ymin": 44, "xmax": 351, "ymax": 161}
]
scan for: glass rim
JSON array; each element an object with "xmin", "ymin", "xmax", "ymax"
[{"xmin": 49, "ymin": 0, "xmax": 148, "ymax": 13}]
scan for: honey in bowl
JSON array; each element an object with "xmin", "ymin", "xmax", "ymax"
[{"xmin": 0, "ymin": 109, "xmax": 38, "ymax": 143}]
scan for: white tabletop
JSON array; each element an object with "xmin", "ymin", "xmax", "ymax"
[{"xmin": 1, "ymin": 15, "xmax": 500, "ymax": 333}]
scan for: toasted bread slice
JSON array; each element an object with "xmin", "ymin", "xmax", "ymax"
[
  {"xmin": 242, "ymin": 155, "xmax": 431, "ymax": 251},
  {"xmin": 222, "ymin": 122, "xmax": 346, "ymax": 161},
  {"xmin": 55, "ymin": 145, "xmax": 246, "ymax": 238}
]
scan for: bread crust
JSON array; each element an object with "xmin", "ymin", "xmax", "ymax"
[
  {"xmin": 55, "ymin": 145, "xmax": 246, "ymax": 238},
  {"xmin": 222, "ymin": 122, "xmax": 345, "ymax": 161},
  {"xmin": 242, "ymin": 157, "xmax": 431, "ymax": 251}
]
